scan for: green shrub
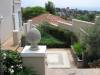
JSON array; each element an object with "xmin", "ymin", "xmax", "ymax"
[
  {"xmin": 78, "ymin": 23, "xmax": 100, "ymax": 67},
  {"xmin": 39, "ymin": 33, "xmax": 65, "ymax": 48},
  {"xmin": 73, "ymin": 42, "xmax": 85, "ymax": 59},
  {"xmin": 1, "ymin": 50, "xmax": 22, "ymax": 75},
  {"xmin": 21, "ymin": 22, "xmax": 77, "ymax": 48},
  {"xmin": 82, "ymin": 23, "xmax": 100, "ymax": 63},
  {"xmin": 38, "ymin": 22, "xmax": 77, "ymax": 48},
  {"xmin": 1, "ymin": 50, "xmax": 38, "ymax": 75}
]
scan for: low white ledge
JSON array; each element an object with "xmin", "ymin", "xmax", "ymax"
[{"xmin": 21, "ymin": 45, "xmax": 47, "ymax": 57}]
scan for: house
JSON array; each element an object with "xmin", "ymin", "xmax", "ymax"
[{"xmin": 0, "ymin": 0, "xmax": 22, "ymax": 44}]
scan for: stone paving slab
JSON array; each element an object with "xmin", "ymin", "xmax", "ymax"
[
  {"xmin": 46, "ymin": 48, "xmax": 100, "ymax": 75},
  {"xmin": 47, "ymin": 50, "xmax": 71, "ymax": 68},
  {"xmin": 47, "ymin": 48, "xmax": 76, "ymax": 68}
]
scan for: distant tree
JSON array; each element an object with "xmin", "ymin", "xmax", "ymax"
[
  {"xmin": 45, "ymin": 1, "xmax": 56, "ymax": 15},
  {"xmin": 75, "ymin": 13, "xmax": 95, "ymax": 22},
  {"xmin": 22, "ymin": 6, "xmax": 46, "ymax": 22},
  {"xmin": 76, "ymin": 14, "xmax": 88, "ymax": 21},
  {"xmin": 88, "ymin": 13, "xmax": 95, "ymax": 22},
  {"xmin": 55, "ymin": 8, "xmax": 61, "ymax": 12}
]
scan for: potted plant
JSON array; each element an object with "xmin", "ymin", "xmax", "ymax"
[{"xmin": 71, "ymin": 42, "xmax": 85, "ymax": 68}]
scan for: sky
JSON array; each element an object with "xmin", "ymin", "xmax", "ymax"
[{"xmin": 21, "ymin": 0, "xmax": 100, "ymax": 11}]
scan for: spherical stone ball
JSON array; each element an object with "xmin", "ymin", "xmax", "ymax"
[{"xmin": 26, "ymin": 27, "xmax": 41, "ymax": 46}]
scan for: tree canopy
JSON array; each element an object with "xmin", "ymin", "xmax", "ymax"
[
  {"xmin": 22, "ymin": 6, "xmax": 46, "ymax": 22},
  {"xmin": 45, "ymin": 1, "xmax": 56, "ymax": 15},
  {"xmin": 75, "ymin": 13, "xmax": 95, "ymax": 22}
]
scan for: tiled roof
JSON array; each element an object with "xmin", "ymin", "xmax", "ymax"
[{"xmin": 31, "ymin": 13, "xmax": 71, "ymax": 26}]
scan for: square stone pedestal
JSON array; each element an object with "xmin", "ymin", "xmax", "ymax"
[{"xmin": 21, "ymin": 45, "xmax": 47, "ymax": 75}]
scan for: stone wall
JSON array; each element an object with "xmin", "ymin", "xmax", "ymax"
[
  {"xmin": 72, "ymin": 19, "xmax": 95, "ymax": 39},
  {"xmin": 57, "ymin": 19, "xmax": 95, "ymax": 40},
  {"xmin": 58, "ymin": 22, "xmax": 73, "ymax": 31},
  {"xmin": 57, "ymin": 18, "xmax": 98, "ymax": 41}
]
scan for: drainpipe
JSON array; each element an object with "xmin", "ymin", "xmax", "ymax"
[{"xmin": 12, "ymin": 0, "xmax": 16, "ymax": 30}]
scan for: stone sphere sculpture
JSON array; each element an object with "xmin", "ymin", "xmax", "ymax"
[{"xmin": 26, "ymin": 27, "xmax": 41, "ymax": 51}]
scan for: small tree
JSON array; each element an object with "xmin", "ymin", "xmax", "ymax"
[{"xmin": 45, "ymin": 1, "xmax": 56, "ymax": 15}]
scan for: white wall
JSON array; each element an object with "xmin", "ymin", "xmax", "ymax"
[
  {"xmin": 56, "ymin": 19, "xmax": 95, "ymax": 40},
  {"xmin": 0, "ymin": 0, "xmax": 13, "ymax": 44},
  {"xmin": 0, "ymin": 0, "xmax": 22, "ymax": 44},
  {"xmin": 72, "ymin": 19, "xmax": 95, "ymax": 39}
]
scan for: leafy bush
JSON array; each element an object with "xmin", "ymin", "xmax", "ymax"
[
  {"xmin": 38, "ymin": 22, "xmax": 77, "ymax": 48},
  {"xmin": 81, "ymin": 22, "xmax": 100, "ymax": 67},
  {"xmin": 1, "ymin": 50, "xmax": 38, "ymax": 75},
  {"xmin": 73, "ymin": 42, "xmax": 85, "ymax": 59},
  {"xmin": 39, "ymin": 33, "xmax": 65, "ymax": 48},
  {"xmin": 1, "ymin": 50, "xmax": 22, "ymax": 75},
  {"xmin": 82, "ymin": 24, "xmax": 100, "ymax": 62}
]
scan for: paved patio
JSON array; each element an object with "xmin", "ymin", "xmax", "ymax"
[
  {"xmin": 47, "ymin": 51, "xmax": 70, "ymax": 68},
  {"xmin": 47, "ymin": 48, "xmax": 76, "ymax": 68},
  {"xmin": 46, "ymin": 48, "xmax": 100, "ymax": 75}
]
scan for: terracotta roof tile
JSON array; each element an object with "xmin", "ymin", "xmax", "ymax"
[{"xmin": 31, "ymin": 13, "xmax": 71, "ymax": 26}]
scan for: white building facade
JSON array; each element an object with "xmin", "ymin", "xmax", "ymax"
[{"xmin": 0, "ymin": 0, "xmax": 22, "ymax": 44}]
